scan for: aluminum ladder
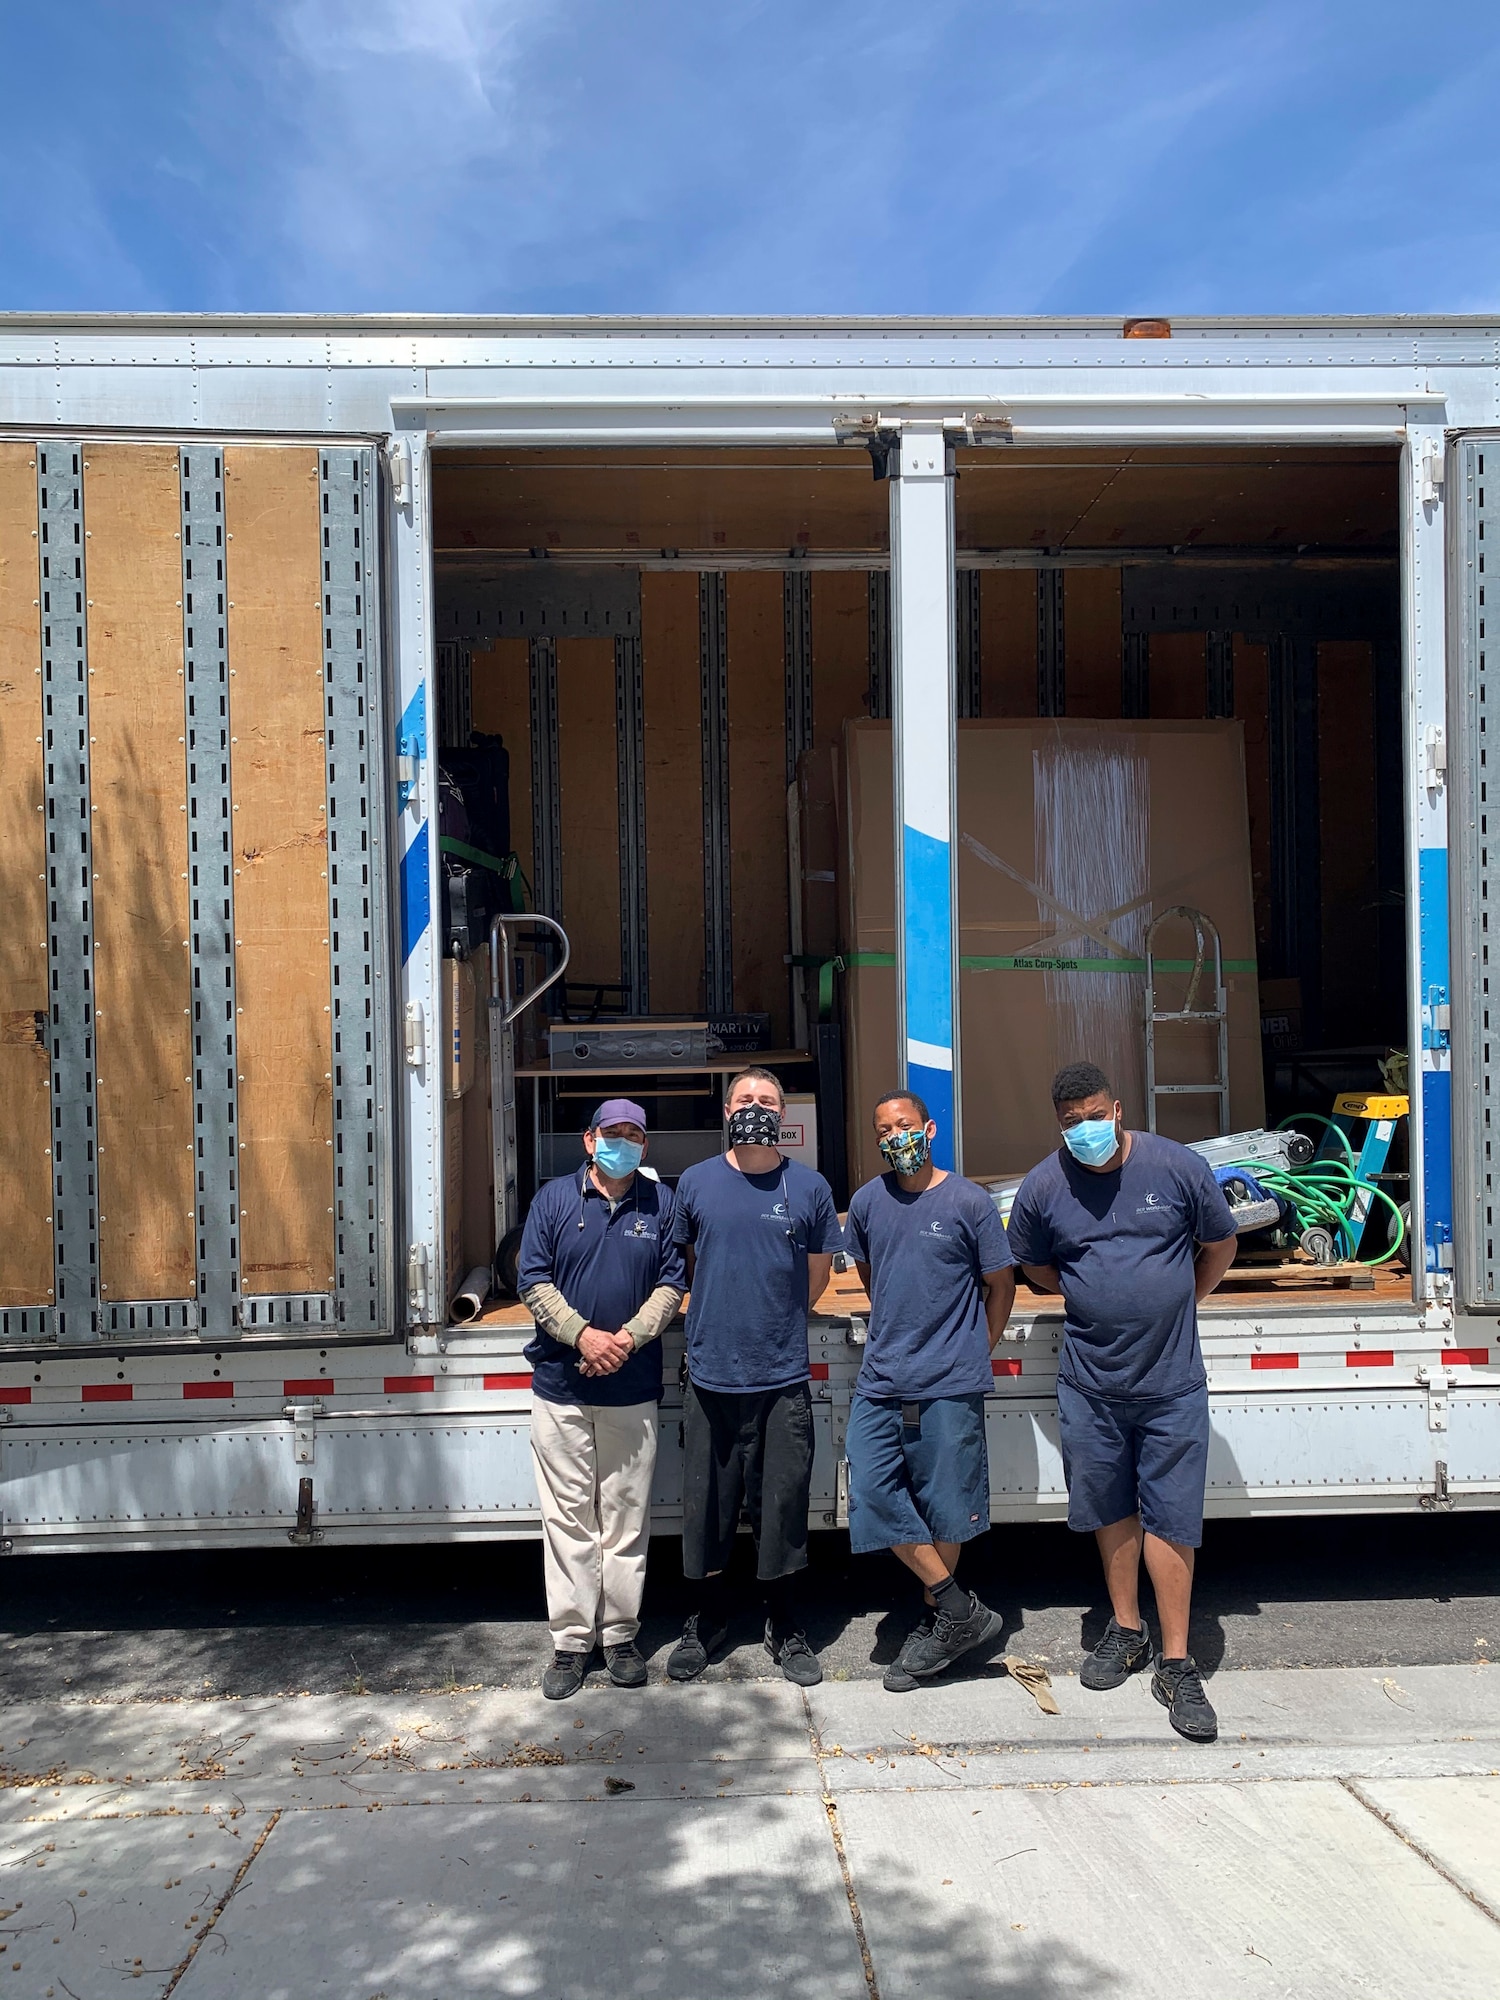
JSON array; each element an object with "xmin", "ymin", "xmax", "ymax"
[{"xmin": 1145, "ymin": 905, "xmax": 1230, "ymax": 1136}]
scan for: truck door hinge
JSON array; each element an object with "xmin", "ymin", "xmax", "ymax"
[
  {"xmin": 404, "ymin": 1000, "xmax": 426, "ymax": 1068},
  {"xmin": 288, "ymin": 1475, "xmax": 322, "ymax": 1546},
  {"xmin": 1422, "ymin": 985, "xmax": 1450, "ymax": 1052},
  {"xmin": 396, "ymin": 737, "xmax": 424, "ymax": 816},
  {"xmin": 1416, "ymin": 1364, "xmax": 1453, "ymax": 1432},
  {"xmin": 1421, "ymin": 443, "xmax": 1446, "ymax": 506},
  {"xmin": 285, "ymin": 1401, "xmax": 324, "ymax": 1464},
  {"xmin": 387, "ymin": 436, "xmax": 413, "ymax": 509},
  {"xmin": 1423, "ymin": 723, "xmax": 1447, "ymax": 798},
  {"xmin": 408, "ymin": 1241, "xmax": 432, "ymax": 1320}
]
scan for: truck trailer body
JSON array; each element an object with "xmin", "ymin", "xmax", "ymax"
[{"xmin": 0, "ymin": 313, "xmax": 1493, "ymax": 1553}]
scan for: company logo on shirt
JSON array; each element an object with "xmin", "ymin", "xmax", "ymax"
[
  {"xmin": 1136, "ymin": 1191, "xmax": 1171, "ymax": 1217},
  {"xmin": 920, "ymin": 1218, "xmax": 946, "ymax": 1238}
]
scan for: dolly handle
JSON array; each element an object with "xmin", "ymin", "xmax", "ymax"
[{"xmin": 489, "ymin": 912, "xmax": 571, "ymax": 1028}]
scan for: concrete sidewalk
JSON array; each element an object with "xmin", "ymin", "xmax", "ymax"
[{"xmin": 0, "ymin": 1663, "xmax": 1496, "ymax": 1997}]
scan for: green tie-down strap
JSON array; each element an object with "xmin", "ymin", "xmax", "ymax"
[
  {"xmin": 790, "ymin": 951, "xmax": 1258, "ymax": 1020},
  {"xmin": 438, "ymin": 839, "xmax": 531, "ymax": 913}
]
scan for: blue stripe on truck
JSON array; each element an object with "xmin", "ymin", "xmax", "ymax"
[
  {"xmin": 1418, "ymin": 845, "xmax": 1453, "ymax": 1272},
  {"xmin": 401, "ymin": 820, "xmax": 431, "ymax": 964}
]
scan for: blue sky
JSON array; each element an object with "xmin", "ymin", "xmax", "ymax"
[{"xmin": 1, "ymin": 1, "xmax": 1497, "ymax": 315}]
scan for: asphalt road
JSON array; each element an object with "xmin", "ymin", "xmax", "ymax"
[{"xmin": 0, "ymin": 1511, "xmax": 1495, "ymax": 1702}]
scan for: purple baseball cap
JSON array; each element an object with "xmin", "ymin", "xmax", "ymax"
[{"xmin": 590, "ymin": 1097, "xmax": 648, "ymax": 1133}]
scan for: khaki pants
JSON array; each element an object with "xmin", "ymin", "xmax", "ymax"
[{"xmin": 530, "ymin": 1397, "xmax": 659, "ymax": 1652}]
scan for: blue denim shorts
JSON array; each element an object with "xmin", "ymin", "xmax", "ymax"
[
  {"xmin": 846, "ymin": 1392, "xmax": 990, "ymax": 1555},
  {"xmin": 1055, "ymin": 1377, "xmax": 1210, "ymax": 1548}
]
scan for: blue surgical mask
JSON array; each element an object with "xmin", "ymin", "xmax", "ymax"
[
  {"xmin": 593, "ymin": 1135, "xmax": 643, "ymax": 1178},
  {"xmin": 1062, "ymin": 1117, "xmax": 1120, "ymax": 1168}
]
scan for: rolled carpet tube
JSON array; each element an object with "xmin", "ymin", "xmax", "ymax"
[{"xmin": 449, "ymin": 1265, "xmax": 494, "ymax": 1323}]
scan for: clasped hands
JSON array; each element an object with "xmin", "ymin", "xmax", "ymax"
[{"xmin": 577, "ymin": 1325, "xmax": 634, "ymax": 1377}]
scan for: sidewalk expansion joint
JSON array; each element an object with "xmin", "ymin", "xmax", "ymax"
[
  {"xmin": 162, "ymin": 1807, "xmax": 281, "ymax": 1997},
  {"xmin": 802, "ymin": 1688, "xmax": 882, "ymax": 2000},
  {"xmin": 1339, "ymin": 1777, "xmax": 1500, "ymax": 1931}
]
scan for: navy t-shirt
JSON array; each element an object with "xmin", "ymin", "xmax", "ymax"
[
  {"xmin": 846, "ymin": 1171, "xmax": 1015, "ymax": 1402},
  {"xmin": 518, "ymin": 1167, "xmax": 687, "ymax": 1407},
  {"xmin": 672, "ymin": 1153, "xmax": 841, "ymax": 1394},
  {"xmin": 1005, "ymin": 1131, "xmax": 1237, "ymax": 1401}
]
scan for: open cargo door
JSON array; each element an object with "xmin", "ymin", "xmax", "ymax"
[{"xmin": 0, "ymin": 440, "xmax": 393, "ymax": 1345}]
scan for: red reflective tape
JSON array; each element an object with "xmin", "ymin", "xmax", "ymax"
[
  {"xmin": 484, "ymin": 1372, "xmax": 531, "ymax": 1391},
  {"xmin": 809, "ymin": 1363, "xmax": 829, "ymax": 1381},
  {"xmin": 0, "ymin": 1386, "xmax": 31, "ymax": 1405},
  {"xmin": 183, "ymin": 1381, "xmax": 234, "ymax": 1400},
  {"xmin": 283, "ymin": 1379, "xmax": 328, "ymax": 1397},
  {"xmin": 385, "ymin": 1376, "xmax": 435, "ymax": 1394},
  {"xmin": 1443, "ymin": 1347, "xmax": 1490, "ymax": 1366},
  {"xmin": 1346, "ymin": 1352, "xmax": 1395, "ymax": 1369},
  {"xmin": 992, "ymin": 1357, "xmax": 1022, "ymax": 1377},
  {"xmin": 83, "ymin": 1383, "xmax": 132, "ymax": 1402},
  {"xmin": 1250, "ymin": 1353, "xmax": 1298, "ymax": 1370}
]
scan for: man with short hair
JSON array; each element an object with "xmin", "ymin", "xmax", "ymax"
[
  {"xmin": 1006, "ymin": 1061, "xmax": 1238, "ymax": 1742},
  {"xmin": 519, "ymin": 1099, "xmax": 686, "ymax": 1700},
  {"xmin": 845, "ymin": 1090, "xmax": 1016, "ymax": 1691},
  {"xmin": 667, "ymin": 1065, "xmax": 841, "ymax": 1687}
]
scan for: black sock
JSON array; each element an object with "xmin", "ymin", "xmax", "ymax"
[
  {"xmin": 931, "ymin": 1574, "xmax": 971, "ymax": 1620},
  {"xmin": 692, "ymin": 1573, "xmax": 729, "ymax": 1627},
  {"xmin": 765, "ymin": 1571, "xmax": 805, "ymax": 1634}
]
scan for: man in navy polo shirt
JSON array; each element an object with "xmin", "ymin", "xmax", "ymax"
[
  {"xmin": 518, "ymin": 1098, "xmax": 686, "ymax": 1701},
  {"xmin": 667, "ymin": 1066, "xmax": 841, "ymax": 1687},
  {"xmin": 845, "ymin": 1090, "xmax": 1016, "ymax": 1691},
  {"xmin": 1006, "ymin": 1061, "xmax": 1238, "ymax": 1742}
]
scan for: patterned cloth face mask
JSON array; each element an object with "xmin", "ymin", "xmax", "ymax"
[
  {"xmin": 879, "ymin": 1127, "xmax": 931, "ymax": 1175},
  {"xmin": 727, "ymin": 1103, "xmax": 782, "ymax": 1148}
]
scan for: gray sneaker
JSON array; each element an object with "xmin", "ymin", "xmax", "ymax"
[
  {"xmin": 898, "ymin": 1593, "xmax": 1003, "ymax": 1680},
  {"xmin": 542, "ymin": 1649, "xmax": 591, "ymax": 1701},
  {"xmin": 604, "ymin": 1642, "xmax": 648, "ymax": 1688}
]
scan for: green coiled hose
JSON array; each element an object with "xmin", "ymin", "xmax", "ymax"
[{"xmin": 1239, "ymin": 1114, "xmax": 1408, "ymax": 1266}]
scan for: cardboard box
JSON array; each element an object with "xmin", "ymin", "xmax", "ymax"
[
  {"xmin": 778, "ymin": 1092, "xmax": 819, "ymax": 1172},
  {"xmin": 839, "ymin": 718, "xmax": 1265, "ymax": 1189}
]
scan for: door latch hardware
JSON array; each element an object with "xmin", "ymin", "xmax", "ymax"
[
  {"xmin": 285, "ymin": 1401, "xmax": 324, "ymax": 1464},
  {"xmin": 407, "ymin": 1241, "xmax": 431, "ymax": 1320},
  {"xmin": 835, "ymin": 1456, "xmax": 851, "ymax": 1530},
  {"xmin": 1416, "ymin": 1363, "xmax": 1453, "ymax": 1432},
  {"xmin": 1420, "ymin": 1459, "xmax": 1454, "ymax": 1512},
  {"xmin": 288, "ymin": 1475, "xmax": 322, "ymax": 1546}
]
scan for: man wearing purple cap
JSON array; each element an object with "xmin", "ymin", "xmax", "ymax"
[{"xmin": 518, "ymin": 1099, "xmax": 686, "ymax": 1700}]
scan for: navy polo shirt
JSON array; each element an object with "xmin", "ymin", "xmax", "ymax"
[
  {"xmin": 518, "ymin": 1167, "xmax": 686, "ymax": 1407},
  {"xmin": 672, "ymin": 1152, "xmax": 841, "ymax": 1394}
]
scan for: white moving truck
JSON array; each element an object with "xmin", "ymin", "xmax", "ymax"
[{"xmin": 0, "ymin": 312, "xmax": 1493, "ymax": 1553}]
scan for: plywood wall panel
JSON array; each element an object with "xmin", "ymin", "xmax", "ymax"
[
  {"xmin": 0, "ymin": 443, "xmax": 53, "ymax": 1306},
  {"xmin": 979, "ymin": 571, "xmax": 1036, "ymax": 716},
  {"xmin": 224, "ymin": 447, "xmax": 335, "ymax": 1294},
  {"xmin": 1149, "ymin": 633, "xmax": 1208, "ymax": 719},
  {"xmin": 1318, "ymin": 641, "xmax": 1379, "ymax": 1040},
  {"xmin": 1065, "ymin": 568, "xmax": 1122, "ymax": 718},
  {"xmin": 1234, "ymin": 640, "xmax": 1273, "ymax": 954},
  {"xmin": 811, "ymin": 571, "xmax": 868, "ymax": 754},
  {"xmin": 727, "ymin": 572, "xmax": 789, "ymax": 1040},
  {"xmin": 557, "ymin": 636, "xmax": 621, "ymax": 987},
  {"xmin": 84, "ymin": 445, "xmax": 196, "ymax": 1301},
  {"xmin": 642, "ymin": 572, "xmax": 704, "ymax": 1015},
  {"xmin": 470, "ymin": 639, "xmax": 532, "ymax": 892}
]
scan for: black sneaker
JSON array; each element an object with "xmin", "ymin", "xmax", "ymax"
[
  {"xmin": 542, "ymin": 1649, "xmax": 591, "ymax": 1701},
  {"xmin": 898, "ymin": 1592, "xmax": 1004, "ymax": 1680},
  {"xmin": 1152, "ymin": 1654, "xmax": 1218, "ymax": 1742},
  {"xmin": 882, "ymin": 1607, "xmax": 937, "ymax": 1693},
  {"xmin": 1080, "ymin": 1617, "xmax": 1152, "ymax": 1691},
  {"xmin": 666, "ymin": 1612, "xmax": 729, "ymax": 1683},
  {"xmin": 764, "ymin": 1621, "xmax": 823, "ymax": 1687},
  {"xmin": 604, "ymin": 1642, "xmax": 647, "ymax": 1689}
]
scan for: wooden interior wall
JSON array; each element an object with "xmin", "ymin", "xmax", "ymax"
[
  {"xmin": 1148, "ymin": 633, "xmax": 1209, "ymax": 718},
  {"xmin": 1234, "ymin": 641, "xmax": 1273, "ymax": 955},
  {"xmin": 0, "ymin": 442, "xmax": 53, "ymax": 1306},
  {"xmin": 642, "ymin": 573, "xmax": 704, "ymax": 1014},
  {"xmin": 726, "ymin": 572, "xmax": 790, "ymax": 1041},
  {"xmin": 84, "ymin": 445, "xmax": 196, "ymax": 1302},
  {"xmin": 811, "ymin": 572, "xmax": 868, "ymax": 755},
  {"xmin": 556, "ymin": 637, "xmax": 622, "ymax": 988},
  {"xmin": 978, "ymin": 571, "xmax": 1035, "ymax": 714},
  {"xmin": 1065, "ymin": 569, "xmax": 1122, "ymax": 717},
  {"xmin": 224, "ymin": 447, "xmax": 335, "ymax": 1294},
  {"xmin": 1318, "ymin": 641, "xmax": 1379, "ymax": 1041},
  {"xmin": 470, "ymin": 639, "xmax": 532, "ymax": 890}
]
